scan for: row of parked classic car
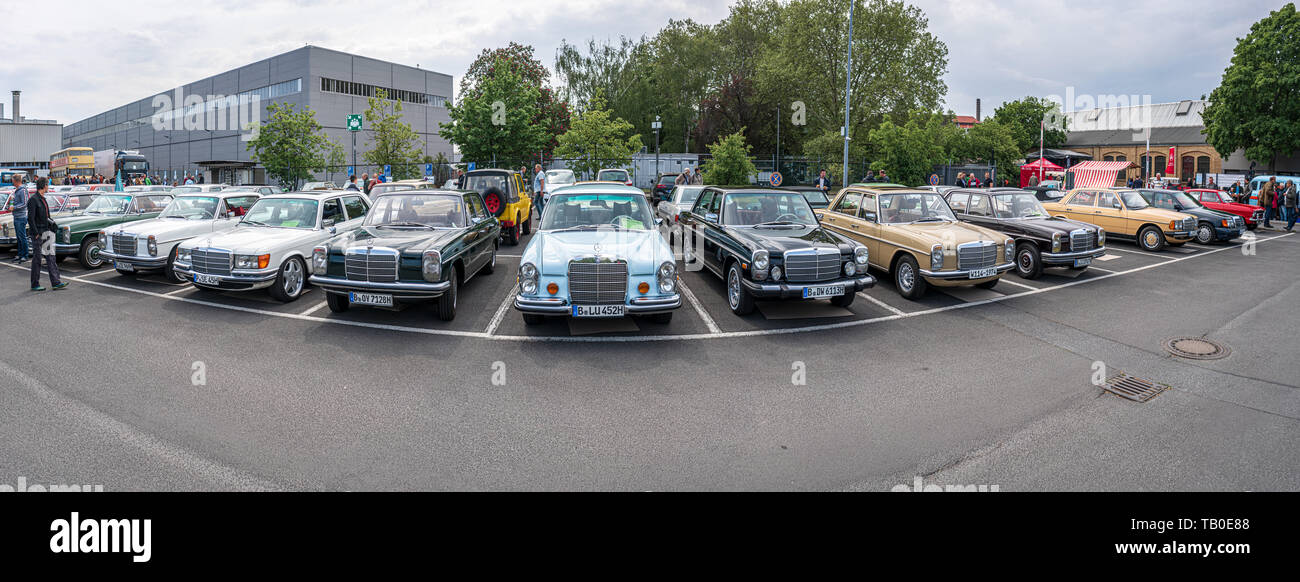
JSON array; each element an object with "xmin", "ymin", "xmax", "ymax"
[{"xmin": 0, "ymin": 174, "xmax": 1255, "ymax": 326}]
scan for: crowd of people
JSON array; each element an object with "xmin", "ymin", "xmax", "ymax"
[{"xmin": 56, "ymin": 173, "xmax": 207, "ymax": 187}]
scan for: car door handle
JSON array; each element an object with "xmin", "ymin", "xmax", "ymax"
[{"xmin": 850, "ymin": 223, "xmax": 860, "ymax": 229}]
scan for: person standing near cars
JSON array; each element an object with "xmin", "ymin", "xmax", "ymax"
[
  {"xmin": 814, "ymin": 170, "xmax": 832, "ymax": 194},
  {"xmin": 689, "ymin": 167, "xmax": 703, "ymax": 185},
  {"xmin": 345, "ymin": 175, "xmax": 360, "ymax": 191},
  {"xmin": 532, "ymin": 164, "xmax": 546, "ymax": 218},
  {"xmin": 1260, "ymin": 177, "xmax": 1277, "ymax": 228},
  {"xmin": 9, "ymin": 174, "xmax": 30, "ymax": 264},
  {"xmin": 1282, "ymin": 180, "xmax": 1297, "ymax": 231},
  {"xmin": 27, "ymin": 178, "xmax": 66, "ymax": 291}
]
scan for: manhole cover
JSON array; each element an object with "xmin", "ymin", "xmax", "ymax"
[
  {"xmin": 1163, "ymin": 337, "xmax": 1231, "ymax": 361},
  {"xmin": 1102, "ymin": 373, "xmax": 1170, "ymax": 403}
]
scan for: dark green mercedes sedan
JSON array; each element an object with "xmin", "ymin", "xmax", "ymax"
[{"xmin": 308, "ymin": 188, "xmax": 502, "ymax": 321}]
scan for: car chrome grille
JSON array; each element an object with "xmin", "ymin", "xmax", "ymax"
[
  {"xmin": 568, "ymin": 260, "xmax": 628, "ymax": 304},
  {"xmin": 112, "ymin": 233, "xmax": 136, "ymax": 256},
  {"xmin": 191, "ymin": 248, "xmax": 232, "ymax": 275},
  {"xmin": 1181, "ymin": 217, "xmax": 1197, "ymax": 231},
  {"xmin": 1233, "ymin": 216, "xmax": 1244, "ymax": 228},
  {"xmin": 1070, "ymin": 229, "xmax": 1095, "ymax": 252},
  {"xmin": 957, "ymin": 242, "xmax": 998, "ymax": 270},
  {"xmin": 345, "ymin": 248, "xmax": 399, "ymax": 283},
  {"xmin": 1252, "ymin": 210, "xmax": 1264, "ymax": 222},
  {"xmin": 784, "ymin": 248, "xmax": 841, "ymax": 282}
]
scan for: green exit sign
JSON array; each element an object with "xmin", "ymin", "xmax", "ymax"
[{"xmin": 347, "ymin": 114, "xmax": 363, "ymax": 131}]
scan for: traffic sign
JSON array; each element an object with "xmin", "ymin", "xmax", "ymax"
[
  {"xmin": 769, "ymin": 171, "xmax": 783, "ymax": 187},
  {"xmin": 347, "ymin": 114, "xmax": 363, "ymax": 132},
  {"xmin": 468, "ymin": 162, "xmax": 476, "ymax": 171},
  {"xmin": 929, "ymin": 174, "xmax": 940, "ymax": 186},
  {"xmin": 347, "ymin": 166, "xmax": 355, "ymax": 177},
  {"xmin": 651, "ymin": 121, "xmax": 663, "ymax": 129},
  {"xmin": 383, "ymin": 165, "xmax": 391, "ymax": 179},
  {"xmin": 425, "ymin": 163, "xmax": 433, "ymax": 177}
]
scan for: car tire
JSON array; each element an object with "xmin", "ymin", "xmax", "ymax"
[
  {"xmin": 522, "ymin": 213, "xmax": 532, "ymax": 235},
  {"xmin": 164, "ymin": 247, "xmax": 184, "ymax": 283},
  {"xmin": 268, "ymin": 257, "xmax": 306, "ymax": 303},
  {"xmin": 482, "ymin": 187, "xmax": 507, "ymax": 217},
  {"xmin": 522, "ymin": 313, "xmax": 545, "ymax": 326},
  {"xmin": 650, "ymin": 312, "xmax": 673, "ymax": 324},
  {"xmin": 326, "ymin": 292, "xmax": 350, "ymax": 313},
  {"xmin": 506, "ymin": 220, "xmax": 521, "ymax": 246},
  {"xmin": 1195, "ymin": 223, "xmax": 1214, "ymax": 244},
  {"xmin": 726, "ymin": 262, "xmax": 755, "ymax": 315},
  {"xmin": 976, "ymin": 278, "xmax": 999, "ymax": 290},
  {"xmin": 78, "ymin": 236, "xmax": 104, "ymax": 269},
  {"xmin": 1138, "ymin": 225, "xmax": 1166, "ymax": 252},
  {"xmin": 830, "ymin": 291, "xmax": 855, "ymax": 308},
  {"xmin": 894, "ymin": 255, "xmax": 928, "ymax": 300},
  {"xmin": 436, "ymin": 270, "xmax": 457, "ymax": 321},
  {"xmin": 1015, "ymin": 242, "xmax": 1043, "ymax": 279}
]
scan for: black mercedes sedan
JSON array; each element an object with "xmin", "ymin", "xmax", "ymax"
[{"xmin": 943, "ymin": 188, "xmax": 1107, "ymax": 279}]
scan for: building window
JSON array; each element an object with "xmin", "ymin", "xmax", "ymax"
[
  {"xmin": 1104, "ymin": 155, "xmax": 1114, "ymax": 162},
  {"xmin": 319, "ymin": 77, "xmax": 448, "ymax": 107},
  {"xmin": 1197, "ymin": 156, "xmax": 1211, "ymax": 175}
]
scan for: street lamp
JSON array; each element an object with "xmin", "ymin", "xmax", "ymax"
[{"xmin": 841, "ymin": 1, "xmax": 855, "ymax": 187}]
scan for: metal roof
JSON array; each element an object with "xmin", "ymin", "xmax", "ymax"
[
  {"xmin": 1065, "ymin": 126, "xmax": 1208, "ymax": 147},
  {"xmin": 1064, "ymin": 100, "xmax": 1207, "ymax": 132}
]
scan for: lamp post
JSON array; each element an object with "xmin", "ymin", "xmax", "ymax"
[{"xmin": 841, "ymin": 0, "xmax": 855, "ymax": 188}]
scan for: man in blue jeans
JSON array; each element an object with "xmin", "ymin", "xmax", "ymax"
[
  {"xmin": 9, "ymin": 174, "xmax": 30, "ymax": 263},
  {"xmin": 532, "ymin": 164, "xmax": 546, "ymax": 220}
]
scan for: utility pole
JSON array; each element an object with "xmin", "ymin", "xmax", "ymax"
[
  {"xmin": 775, "ymin": 106, "xmax": 781, "ymax": 177},
  {"xmin": 841, "ymin": 0, "xmax": 855, "ymax": 188},
  {"xmin": 653, "ymin": 115, "xmax": 662, "ymax": 181}
]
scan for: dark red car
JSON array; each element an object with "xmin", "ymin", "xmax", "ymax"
[{"xmin": 1186, "ymin": 188, "xmax": 1264, "ymax": 230}]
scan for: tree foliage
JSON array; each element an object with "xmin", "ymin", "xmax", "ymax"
[
  {"xmin": 441, "ymin": 60, "xmax": 548, "ymax": 166},
  {"xmin": 1203, "ymin": 3, "xmax": 1300, "ymax": 171},
  {"xmin": 553, "ymin": 93, "xmax": 643, "ymax": 180},
  {"xmin": 868, "ymin": 112, "xmax": 953, "ymax": 187},
  {"xmin": 702, "ymin": 130, "xmax": 759, "ymax": 186},
  {"xmin": 362, "ymin": 89, "xmax": 425, "ymax": 180},
  {"xmin": 459, "ymin": 43, "xmax": 570, "ymax": 160},
  {"xmin": 991, "ymin": 97, "xmax": 1069, "ymax": 153},
  {"xmin": 245, "ymin": 102, "xmax": 342, "ymax": 191}
]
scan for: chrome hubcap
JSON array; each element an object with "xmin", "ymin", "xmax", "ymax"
[
  {"xmin": 1018, "ymin": 249, "xmax": 1033, "ymax": 272},
  {"xmin": 727, "ymin": 269, "xmax": 740, "ymax": 309},
  {"xmin": 284, "ymin": 260, "xmax": 302, "ymax": 295},
  {"xmin": 899, "ymin": 263, "xmax": 914, "ymax": 291},
  {"xmin": 1198, "ymin": 226, "xmax": 1211, "ymax": 242}
]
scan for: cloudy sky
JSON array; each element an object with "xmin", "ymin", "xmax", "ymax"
[{"xmin": 0, "ymin": 0, "xmax": 1283, "ymax": 126}]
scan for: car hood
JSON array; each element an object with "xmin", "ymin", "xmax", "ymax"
[
  {"xmin": 1134, "ymin": 207, "xmax": 1196, "ymax": 223},
  {"xmin": 115, "ymin": 218, "xmax": 216, "ymax": 243},
  {"xmin": 730, "ymin": 224, "xmax": 849, "ymax": 254},
  {"xmin": 1209, "ymin": 201, "xmax": 1259, "ymax": 213},
  {"xmin": 893, "ymin": 221, "xmax": 1008, "ymax": 245},
  {"xmin": 57, "ymin": 213, "xmax": 128, "ymax": 231},
  {"xmin": 325, "ymin": 226, "xmax": 460, "ymax": 254},
  {"xmin": 523, "ymin": 229, "xmax": 671, "ymax": 276},
  {"xmin": 185, "ymin": 224, "xmax": 320, "ymax": 254},
  {"xmin": 1011, "ymin": 216, "xmax": 1097, "ymax": 235}
]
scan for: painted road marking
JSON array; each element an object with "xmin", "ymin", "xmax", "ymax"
[
  {"xmin": 299, "ymin": 301, "xmax": 329, "ymax": 316},
  {"xmin": 484, "ymin": 287, "xmax": 516, "ymax": 336},
  {"xmin": 678, "ymin": 278, "xmax": 721, "ymax": 334},
  {"xmin": 996, "ymin": 278, "xmax": 1038, "ymax": 291},
  {"xmin": 856, "ymin": 292, "xmax": 906, "ymax": 316}
]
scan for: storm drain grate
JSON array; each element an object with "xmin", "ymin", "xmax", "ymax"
[
  {"xmin": 1163, "ymin": 337, "xmax": 1231, "ymax": 361},
  {"xmin": 1102, "ymin": 373, "xmax": 1170, "ymax": 402}
]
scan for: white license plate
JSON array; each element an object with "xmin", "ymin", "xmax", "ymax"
[
  {"xmin": 968, "ymin": 267, "xmax": 997, "ymax": 279},
  {"xmin": 349, "ymin": 292, "xmax": 393, "ymax": 307},
  {"xmin": 572, "ymin": 304, "xmax": 626, "ymax": 318},
  {"xmin": 802, "ymin": 284, "xmax": 845, "ymax": 298},
  {"xmin": 1073, "ymin": 258, "xmax": 1091, "ymax": 268},
  {"xmin": 114, "ymin": 261, "xmax": 134, "ymax": 272},
  {"xmin": 194, "ymin": 274, "xmax": 221, "ymax": 286}
]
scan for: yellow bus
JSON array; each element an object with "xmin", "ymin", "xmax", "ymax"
[{"xmin": 50, "ymin": 147, "xmax": 95, "ymax": 184}]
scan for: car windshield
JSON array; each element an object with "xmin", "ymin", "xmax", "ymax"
[
  {"xmin": 160, "ymin": 196, "xmax": 220, "ymax": 220},
  {"xmin": 546, "ymin": 170, "xmax": 575, "ymax": 184},
  {"xmin": 1209, "ymin": 191, "xmax": 1233, "ymax": 204},
  {"xmin": 44, "ymin": 195, "xmax": 64, "ymax": 211},
  {"xmin": 1139, "ymin": 190, "xmax": 1197, "ymax": 210},
  {"xmin": 171, "ymin": 186, "xmax": 202, "ymax": 194},
  {"xmin": 992, "ymin": 193, "xmax": 1049, "ymax": 218},
  {"xmin": 84, "ymin": 195, "xmax": 131, "ymax": 214},
  {"xmin": 464, "ymin": 174, "xmax": 509, "ymax": 193},
  {"xmin": 722, "ymin": 193, "xmax": 818, "ymax": 226},
  {"xmin": 597, "ymin": 170, "xmax": 629, "ymax": 182},
  {"xmin": 242, "ymin": 198, "xmax": 318, "ymax": 228},
  {"xmin": 801, "ymin": 189, "xmax": 829, "ymax": 203},
  {"xmin": 1119, "ymin": 190, "xmax": 1149, "ymax": 210},
  {"xmin": 365, "ymin": 194, "xmax": 466, "ymax": 228},
  {"xmin": 658, "ymin": 175, "xmax": 678, "ymax": 185},
  {"xmin": 674, "ymin": 186, "xmax": 704, "ymax": 206},
  {"xmin": 541, "ymin": 194, "xmax": 654, "ymax": 230},
  {"xmin": 878, "ymin": 193, "xmax": 957, "ymax": 224}
]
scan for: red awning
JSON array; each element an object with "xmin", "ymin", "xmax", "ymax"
[
  {"xmin": 1067, "ymin": 161, "xmax": 1137, "ymax": 189},
  {"xmin": 1021, "ymin": 158, "xmax": 1063, "ymax": 171}
]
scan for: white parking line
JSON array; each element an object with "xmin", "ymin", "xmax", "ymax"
[
  {"xmin": 78, "ymin": 267, "xmax": 121, "ymax": 277},
  {"xmin": 1104, "ymin": 247, "xmax": 1176, "ymax": 260},
  {"xmin": 484, "ymin": 287, "xmax": 517, "ymax": 335},
  {"xmin": 164, "ymin": 286, "xmax": 193, "ymax": 296},
  {"xmin": 1087, "ymin": 266, "xmax": 1117, "ymax": 274},
  {"xmin": 678, "ymin": 279, "xmax": 721, "ymax": 334},
  {"xmin": 996, "ymin": 278, "xmax": 1038, "ymax": 291},
  {"xmin": 298, "ymin": 301, "xmax": 329, "ymax": 316},
  {"xmin": 2, "ymin": 233, "xmax": 1292, "ymax": 343},
  {"xmin": 856, "ymin": 291, "xmax": 906, "ymax": 316}
]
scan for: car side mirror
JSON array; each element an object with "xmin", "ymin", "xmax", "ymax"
[
  {"xmin": 705, "ymin": 213, "xmax": 719, "ymax": 223},
  {"xmin": 1113, "ymin": 202, "xmax": 1122, "ymax": 209},
  {"xmin": 861, "ymin": 211, "xmax": 877, "ymax": 223},
  {"xmin": 1174, "ymin": 203, "xmax": 1184, "ymax": 211},
  {"xmin": 322, "ymin": 217, "xmax": 337, "ymax": 228},
  {"xmin": 654, "ymin": 217, "xmax": 664, "ymax": 226}
]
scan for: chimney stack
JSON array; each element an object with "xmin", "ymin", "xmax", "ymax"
[
  {"xmin": 11, "ymin": 91, "xmax": 19, "ymax": 122},
  {"xmin": 1, "ymin": 102, "xmax": 5, "ymax": 121},
  {"xmin": 976, "ymin": 99, "xmax": 981, "ymax": 122}
]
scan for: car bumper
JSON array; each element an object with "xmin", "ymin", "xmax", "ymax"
[
  {"xmin": 54, "ymin": 243, "xmax": 82, "ymax": 254},
  {"xmin": 1213, "ymin": 226, "xmax": 1245, "ymax": 240},
  {"xmin": 1040, "ymin": 247, "xmax": 1107, "ymax": 266},
  {"xmin": 172, "ymin": 261, "xmax": 279, "ymax": 290},
  {"xmin": 100, "ymin": 251, "xmax": 169, "ymax": 269},
  {"xmin": 1164, "ymin": 230, "xmax": 1195, "ymax": 242},
  {"xmin": 514, "ymin": 294, "xmax": 682, "ymax": 315},
  {"xmin": 920, "ymin": 262, "xmax": 1015, "ymax": 280},
  {"xmin": 309, "ymin": 275, "xmax": 450, "ymax": 299},
  {"xmin": 740, "ymin": 274, "xmax": 876, "ymax": 299}
]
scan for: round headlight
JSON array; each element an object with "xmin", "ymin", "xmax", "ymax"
[
  {"xmin": 770, "ymin": 265, "xmax": 782, "ymax": 281},
  {"xmin": 1098, "ymin": 228, "xmax": 1106, "ymax": 245},
  {"xmin": 854, "ymin": 246, "xmax": 869, "ymax": 265},
  {"xmin": 752, "ymin": 250, "xmax": 769, "ymax": 271},
  {"xmin": 844, "ymin": 262, "xmax": 857, "ymax": 276},
  {"xmin": 930, "ymin": 245, "xmax": 944, "ymax": 271},
  {"xmin": 657, "ymin": 261, "xmax": 677, "ymax": 294},
  {"xmin": 521, "ymin": 279, "xmax": 537, "ymax": 294},
  {"xmin": 422, "ymin": 250, "xmax": 442, "ymax": 282},
  {"xmin": 521, "ymin": 262, "xmax": 538, "ymax": 281}
]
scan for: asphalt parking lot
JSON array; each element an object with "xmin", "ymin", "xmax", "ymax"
[{"xmin": 1, "ymin": 227, "xmax": 1297, "ymax": 491}]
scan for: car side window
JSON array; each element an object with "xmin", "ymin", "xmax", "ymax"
[
  {"xmin": 693, "ymin": 191, "xmax": 714, "ymax": 215},
  {"xmin": 708, "ymin": 192, "xmax": 723, "ymax": 216},
  {"xmin": 967, "ymin": 194, "xmax": 992, "ymax": 217},
  {"xmin": 833, "ymin": 192, "xmax": 863, "ymax": 217},
  {"xmin": 1069, "ymin": 191, "xmax": 1097, "ymax": 207},
  {"xmin": 860, "ymin": 194, "xmax": 878, "ymax": 221},
  {"xmin": 224, "ymin": 196, "xmax": 258, "ymax": 218},
  {"xmin": 1097, "ymin": 191, "xmax": 1120, "ymax": 209},
  {"xmin": 322, "ymin": 198, "xmax": 344, "ymax": 225},
  {"xmin": 343, "ymin": 196, "xmax": 369, "ymax": 220},
  {"xmin": 467, "ymin": 193, "xmax": 489, "ymax": 221},
  {"xmin": 948, "ymin": 193, "xmax": 969, "ymax": 213}
]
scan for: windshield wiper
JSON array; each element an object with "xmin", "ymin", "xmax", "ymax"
[
  {"xmin": 915, "ymin": 217, "xmax": 946, "ymax": 223},
  {"xmin": 241, "ymin": 220, "xmax": 269, "ymax": 227},
  {"xmin": 553, "ymin": 225, "xmax": 603, "ymax": 232},
  {"xmin": 380, "ymin": 222, "xmax": 435, "ymax": 229},
  {"xmin": 753, "ymin": 221, "xmax": 805, "ymax": 227}
]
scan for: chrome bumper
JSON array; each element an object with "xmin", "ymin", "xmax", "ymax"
[
  {"xmin": 100, "ymin": 250, "xmax": 168, "ymax": 268},
  {"xmin": 1040, "ymin": 247, "xmax": 1107, "ymax": 265},
  {"xmin": 514, "ymin": 293, "xmax": 682, "ymax": 315},
  {"xmin": 740, "ymin": 274, "xmax": 876, "ymax": 299},
  {"xmin": 172, "ymin": 261, "xmax": 279, "ymax": 289},
  {"xmin": 921, "ymin": 262, "xmax": 1015, "ymax": 280},
  {"xmin": 309, "ymin": 274, "xmax": 450, "ymax": 299},
  {"xmin": 54, "ymin": 243, "xmax": 81, "ymax": 253}
]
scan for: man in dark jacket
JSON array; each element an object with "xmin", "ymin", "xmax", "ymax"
[{"xmin": 27, "ymin": 178, "xmax": 66, "ymax": 291}]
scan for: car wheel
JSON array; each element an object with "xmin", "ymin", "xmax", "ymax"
[
  {"xmin": 726, "ymin": 262, "xmax": 755, "ymax": 315},
  {"xmin": 976, "ymin": 278, "xmax": 999, "ymax": 290},
  {"xmin": 164, "ymin": 247, "xmax": 184, "ymax": 283},
  {"xmin": 79, "ymin": 236, "xmax": 104, "ymax": 269},
  {"xmin": 268, "ymin": 257, "xmax": 306, "ymax": 303},
  {"xmin": 894, "ymin": 255, "xmax": 928, "ymax": 300},
  {"xmin": 650, "ymin": 312, "xmax": 673, "ymax": 324},
  {"xmin": 506, "ymin": 221, "xmax": 521, "ymax": 246},
  {"xmin": 1196, "ymin": 223, "xmax": 1214, "ymax": 244},
  {"xmin": 522, "ymin": 213, "xmax": 532, "ymax": 235},
  {"xmin": 482, "ymin": 188, "xmax": 507, "ymax": 217},
  {"xmin": 830, "ymin": 291, "xmax": 855, "ymax": 308},
  {"xmin": 1138, "ymin": 225, "xmax": 1166, "ymax": 252},
  {"xmin": 1015, "ymin": 242, "xmax": 1043, "ymax": 279},
  {"xmin": 522, "ymin": 313, "xmax": 545, "ymax": 326},
  {"xmin": 326, "ymin": 292, "xmax": 350, "ymax": 313},
  {"xmin": 436, "ymin": 270, "xmax": 457, "ymax": 321}
]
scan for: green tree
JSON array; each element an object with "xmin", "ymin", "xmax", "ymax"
[
  {"xmin": 802, "ymin": 129, "xmax": 865, "ymax": 184},
  {"xmin": 462, "ymin": 43, "xmax": 570, "ymax": 160},
  {"xmin": 245, "ymin": 102, "xmax": 342, "ymax": 191},
  {"xmin": 361, "ymin": 89, "xmax": 425, "ymax": 180},
  {"xmin": 991, "ymin": 97, "xmax": 1069, "ymax": 153},
  {"xmin": 868, "ymin": 112, "xmax": 955, "ymax": 187},
  {"xmin": 1203, "ymin": 3, "xmax": 1300, "ymax": 172},
  {"xmin": 950, "ymin": 120, "xmax": 1022, "ymax": 184},
  {"xmin": 553, "ymin": 93, "xmax": 642, "ymax": 180},
  {"xmin": 702, "ymin": 130, "xmax": 759, "ymax": 186},
  {"xmin": 441, "ymin": 60, "xmax": 548, "ymax": 166}
]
